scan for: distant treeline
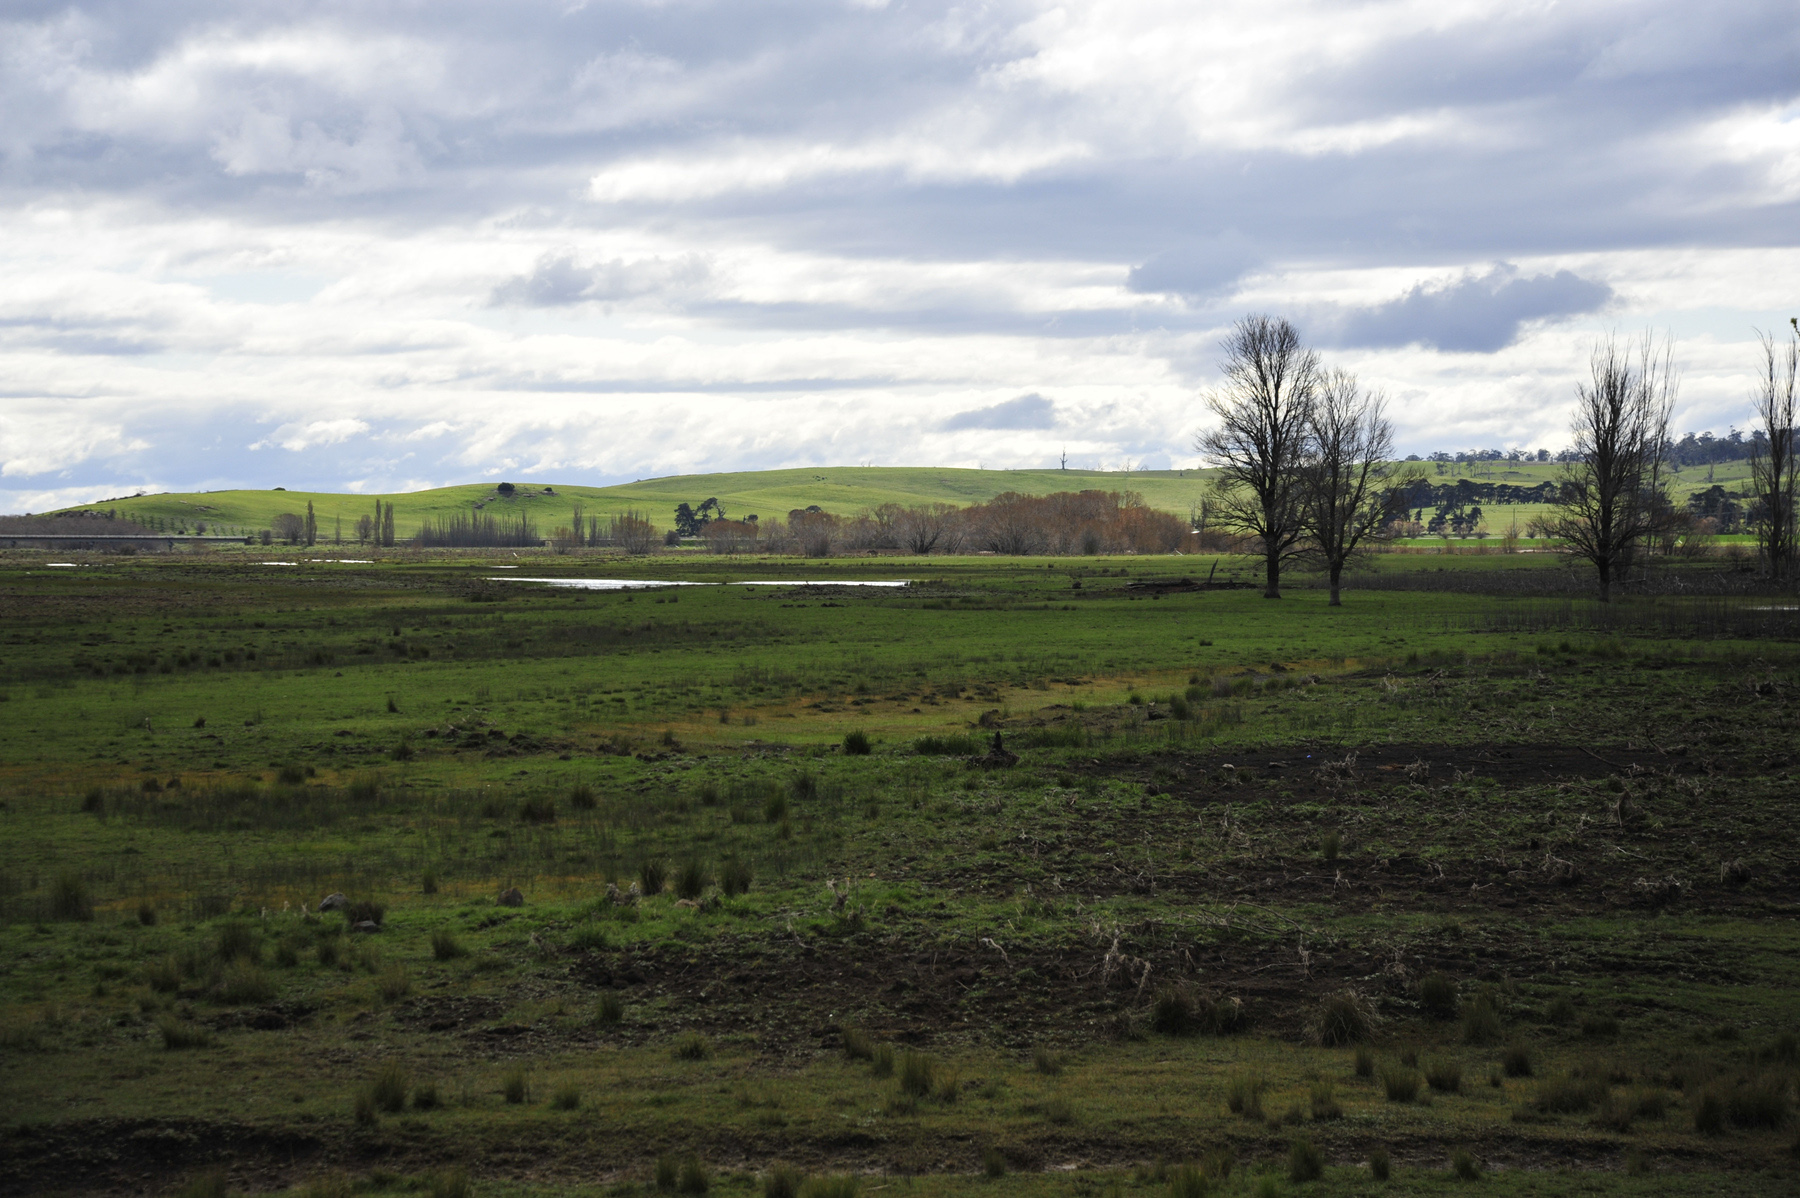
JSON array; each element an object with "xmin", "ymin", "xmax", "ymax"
[
  {"xmin": 415, "ymin": 513, "xmax": 540, "ymax": 548},
  {"xmin": 1418, "ymin": 428, "xmax": 1764, "ymax": 469}
]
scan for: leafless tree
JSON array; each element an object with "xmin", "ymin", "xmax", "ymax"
[
  {"xmin": 271, "ymin": 512, "xmax": 305, "ymax": 544},
  {"xmin": 895, "ymin": 503, "xmax": 957, "ymax": 554},
  {"xmin": 1195, "ymin": 315, "xmax": 1319, "ymax": 598},
  {"xmin": 1750, "ymin": 323, "xmax": 1799, "ymax": 581},
  {"xmin": 1300, "ymin": 370, "xmax": 1409, "ymax": 605},
  {"xmin": 609, "ymin": 510, "xmax": 659, "ymax": 555},
  {"xmin": 1549, "ymin": 332, "xmax": 1678, "ymax": 602}
]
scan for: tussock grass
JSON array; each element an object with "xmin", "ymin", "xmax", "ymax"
[
  {"xmin": 156, "ymin": 1015, "xmax": 211, "ymax": 1050},
  {"xmin": 840, "ymin": 1025, "xmax": 874, "ymax": 1061},
  {"xmin": 552, "ymin": 1081, "xmax": 581, "ymax": 1110},
  {"xmin": 897, "ymin": 1050, "xmax": 935, "ymax": 1097},
  {"xmin": 215, "ymin": 961, "xmax": 275, "ymax": 1005},
  {"xmin": 674, "ymin": 1031, "xmax": 713, "ymax": 1060},
  {"xmin": 502, "ymin": 1067, "xmax": 530, "ymax": 1104},
  {"xmin": 764, "ymin": 1163, "xmax": 805, "ymax": 1198},
  {"xmin": 596, "ymin": 992, "xmax": 625, "ymax": 1024},
  {"xmin": 1167, "ymin": 1163, "xmax": 1206, "ymax": 1198},
  {"xmin": 1451, "ymin": 1150, "xmax": 1481, "ymax": 1180},
  {"xmin": 797, "ymin": 1177, "xmax": 857, "ymax": 1198},
  {"xmin": 675, "ymin": 860, "xmax": 709, "ymax": 900},
  {"xmin": 1313, "ymin": 990, "xmax": 1373, "ymax": 1046},
  {"xmin": 431, "ymin": 929, "xmax": 466, "ymax": 960},
  {"xmin": 1533, "ymin": 1071, "xmax": 1607, "ymax": 1114},
  {"xmin": 1225, "ymin": 1072, "xmax": 1265, "ymax": 1119},
  {"xmin": 1032, "ymin": 1045, "xmax": 1065, "ymax": 1075},
  {"xmin": 1309, "ymin": 1081, "xmax": 1343, "ymax": 1120},
  {"xmin": 640, "ymin": 859, "xmax": 669, "ymax": 895},
  {"xmin": 1424, "ymin": 1058, "xmax": 1462, "ymax": 1093},
  {"xmin": 370, "ymin": 1061, "xmax": 409, "ymax": 1113},
  {"xmin": 1463, "ymin": 991, "xmax": 1505, "ymax": 1045},
  {"xmin": 1368, "ymin": 1147, "xmax": 1391, "ymax": 1181},
  {"xmin": 1502, "ymin": 1043, "xmax": 1533, "ymax": 1077},
  {"xmin": 376, "ymin": 964, "xmax": 410, "ymax": 1002},
  {"xmin": 1418, "ymin": 972, "xmax": 1459, "ymax": 1019},
  {"xmin": 1381, "ymin": 1066, "xmax": 1422, "ymax": 1103},
  {"xmin": 720, "ymin": 858, "xmax": 754, "ymax": 896},
  {"xmin": 1353, "ymin": 1045, "xmax": 1375, "ymax": 1078},
  {"xmin": 50, "ymin": 871, "xmax": 92, "ymax": 922},
  {"xmin": 1288, "ymin": 1137, "xmax": 1324, "ymax": 1182}
]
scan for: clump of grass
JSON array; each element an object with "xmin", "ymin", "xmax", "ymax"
[
  {"xmin": 1451, "ymin": 1150, "xmax": 1481, "ymax": 1181},
  {"xmin": 50, "ymin": 871, "xmax": 93, "ymax": 922},
  {"xmin": 675, "ymin": 860, "xmax": 709, "ymax": 900},
  {"xmin": 1354, "ymin": 1045, "xmax": 1375, "ymax": 1078},
  {"xmin": 421, "ymin": 869, "xmax": 439, "ymax": 895},
  {"xmin": 720, "ymin": 858, "xmax": 753, "ymax": 896},
  {"xmin": 640, "ymin": 859, "xmax": 668, "ymax": 896},
  {"xmin": 431, "ymin": 929, "xmax": 466, "ymax": 961},
  {"xmin": 156, "ymin": 1015, "xmax": 211, "ymax": 1050},
  {"xmin": 1533, "ymin": 1072, "xmax": 1607, "ymax": 1114},
  {"xmin": 412, "ymin": 1082, "xmax": 440, "ymax": 1111},
  {"xmin": 843, "ymin": 730, "xmax": 872, "ymax": 756},
  {"xmin": 1288, "ymin": 1137, "xmax": 1324, "ymax": 1183},
  {"xmin": 764, "ymin": 1163, "xmax": 805, "ymax": 1198},
  {"xmin": 570, "ymin": 782, "xmax": 597, "ymax": 810},
  {"xmin": 1726, "ymin": 1075, "xmax": 1790, "ymax": 1129},
  {"xmin": 797, "ymin": 1177, "xmax": 858, "ymax": 1198},
  {"xmin": 674, "ymin": 1031, "xmax": 713, "ymax": 1060},
  {"xmin": 503, "ymin": 1067, "xmax": 530, "ymax": 1104},
  {"xmin": 1580, "ymin": 1013, "xmax": 1620, "ymax": 1039},
  {"xmin": 1309, "ymin": 1081, "xmax": 1342, "ymax": 1120},
  {"xmin": 1368, "ymin": 1148, "xmax": 1390, "ymax": 1182},
  {"xmin": 137, "ymin": 900, "xmax": 158, "ymax": 926},
  {"xmin": 1320, "ymin": 830, "xmax": 1341, "ymax": 863},
  {"xmin": 1032, "ymin": 1046, "xmax": 1065, "ymax": 1075},
  {"xmin": 1624, "ymin": 1150, "xmax": 1652, "ymax": 1177},
  {"xmin": 596, "ymin": 992, "xmax": 625, "ymax": 1025},
  {"xmin": 371, "ymin": 1061, "xmax": 409, "ymax": 1113},
  {"xmin": 1545, "ymin": 995, "xmax": 1576, "ymax": 1025},
  {"xmin": 1463, "ymin": 991, "xmax": 1505, "ymax": 1045},
  {"xmin": 428, "ymin": 1169, "xmax": 470, "ymax": 1198},
  {"xmin": 517, "ymin": 797, "xmax": 556, "ymax": 824},
  {"xmin": 982, "ymin": 1148, "xmax": 1008, "ymax": 1179},
  {"xmin": 1381, "ymin": 1066, "xmax": 1422, "ymax": 1103},
  {"xmin": 1313, "ymin": 990, "xmax": 1373, "ymax": 1046},
  {"xmin": 1502, "ymin": 1043, "xmax": 1534, "ymax": 1077},
  {"xmin": 567, "ymin": 922, "xmax": 609, "ymax": 952},
  {"xmin": 377, "ymin": 965, "xmax": 410, "ymax": 1002},
  {"xmin": 301, "ymin": 1173, "xmax": 353, "ymax": 1198},
  {"xmin": 764, "ymin": 791, "xmax": 789, "ymax": 823},
  {"xmin": 655, "ymin": 1155, "xmax": 679, "ymax": 1192},
  {"xmin": 840, "ymin": 1025, "xmax": 874, "ymax": 1061},
  {"xmin": 176, "ymin": 1168, "xmax": 229, "ymax": 1198},
  {"xmin": 215, "ymin": 920, "xmax": 261, "ymax": 963},
  {"xmin": 1694, "ymin": 1088, "xmax": 1725, "ymax": 1134},
  {"xmin": 898, "ymin": 1050, "xmax": 935, "ymax": 1097},
  {"xmin": 352, "ymin": 1088, "xmax": 377, "ymax": 1126},
  {"xmin": 1042, "ymin": 1093, "xmax": 1073, "ymax": 1124},
  {"xmin": 552, "ymin": 1082, "xmax": 581, "ymax": 1110},
  {"xmin": 317, "ymin": 937, "xmax": 345, "ymax": 969},
  {"xmin": 1225, "ymin": 1072, "xmax": 1265, "ymax": 1119},
  {"xmin": 677, "ymin": 1155, "xmax": 710, "ymax": 1195},
  {"xmin": 144, "ymin": 955, "xmax": 183, "ymax": 993},
  {"xmin": 871, "ymin": 1043, "xmax": 895, "ymax": 1078},
  {"xmin": 1418, "ymin": 972, "xmax": 1459, "ymax": 1019},
  {"xmin": 1167, "ymin": 1163, "xmax": 1206, "ymax": 1198},
  {"xmin": 1425, "ymin": 1058, "xmax": 1462, "ymax": 1093},
  {"xmin": 216, "ymin": 961, "xmax": 276, "ymax": 1005}
]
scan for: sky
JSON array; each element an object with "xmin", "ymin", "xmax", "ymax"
[{"xmin": 2, "ymin": 0, "xmax": 1797, "ymax": 512}]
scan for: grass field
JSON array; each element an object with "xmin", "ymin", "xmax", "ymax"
[
  {"xmin": 40, "ymin": 457, "xmax": 1763, "ymax": 542},
  {"xmin": 2, "ymin": 545, "xmax": 1797, "ymax": 1198}
]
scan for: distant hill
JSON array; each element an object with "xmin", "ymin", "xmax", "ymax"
[
  {"xmin": 41, "ymin": 457, "xmax": 1758, "ymax": 539},
  {"xmin": 45, "ymin": 466, "xmax": 1221, "ymax": 538}
]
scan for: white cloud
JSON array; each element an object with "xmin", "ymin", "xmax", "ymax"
[{"xmin": 250, "ymin": 418, "xmax": 372, "ymax": 453}]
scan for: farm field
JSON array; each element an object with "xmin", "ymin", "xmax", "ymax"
[{"xmin": 1, "ymin": 547, "xmax": 1797, "ymax": 1198}]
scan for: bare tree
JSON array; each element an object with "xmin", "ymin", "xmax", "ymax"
[
  {"xmin": 895, "ymin": 503, "xmax": 957, "ymax": 555},
  {"xmin": 1750, "ymin": 324, "xmax": 1799, "ymax": 580},
  {"xmin": 1550, "ymin": 332, "xmax": 1678, "ymax": 602},
  {"xmin": 1300, "ymin": 370, "xmax": 1408, "ymax": 605},
  {"xmin": 1195, "ymin": 315, "xmax": 1319, "ymax": 598}
]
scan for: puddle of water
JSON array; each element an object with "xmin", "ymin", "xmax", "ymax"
[
  {"xmin": 45, "ymin": 562, "xmax": 78, "ymax": 567},
  {"xmin": 736, "ymin": 580, "xmax": 910, "ymax": 587},
  {"xmin": 490, "ymin": 577, "xmax": 910, "ymax": 590},
  {"xmin": 258, "ymin": 561, "xmax": 299, "ymax": 566}
]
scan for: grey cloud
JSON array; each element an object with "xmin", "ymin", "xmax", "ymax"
[
  {"xmin": 1126, "ymin": 234, "xmax": 1261, "ymax": 299},
  {"xmin": 491, "ymin": 249, "xmax": 711, "ymax": 307},
  {"xmin": 942, "ymin": 394, "xmax": 1056, "ymax": 431},
  {"xmin": 1319, "ymin": 265, "xmax": 1613, "ymax": 353}
]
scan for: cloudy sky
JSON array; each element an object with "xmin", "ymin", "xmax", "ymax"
[{"xmin": 2, "ymin": 0, "xmax": 1796, "ymax": 510}]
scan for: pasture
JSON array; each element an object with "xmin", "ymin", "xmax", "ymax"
[{"xmin": 1, "ymin": 547, "xmax": 1797, "ymax": 1198}]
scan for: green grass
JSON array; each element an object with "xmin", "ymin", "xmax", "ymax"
[{"xmin": 1, "ymin": 546, "xmax": 1797, "ymax": 1196}]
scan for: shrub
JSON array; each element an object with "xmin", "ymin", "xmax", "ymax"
[
  {"xmin": 843, "ymin": 730, "xmax": 872, "ymax": 756},
  {"xmin": 720, "ymin": 858, "xmax": 753, "ymax": 896},
  {"xmin": 898, "ymin": 1050, "xmax": 935, "ymax": 1097},
  {"xmin": 675, "ymin": 860, "xmax": 709, "ymax": 900},
  {"xmin": 503, "ymin": 1067, "xmax": 529, "ymax": 1104},
  {"xmin": 50, "ymin": 871, "xmax": 92, "ymax": 922},
  {"xmin": 156, "ymin": 1015, "xmax": 212, "ymax": 1050},
  {"xmin": 1463, "ymin": 992, "xmax": 1505, "ymax": 1045},
  {"xmin": 1314, "ymin": 991, "xmax": 1373, "ymax": 1046},
  {"xmin": 1225, "ymin": 1072, "xmax": 1265, "ymax": 1119},
  {"xmin": 1425, "ymin": 1058, "xmax": 1462, "ymax": 1093},
  {"xmin": 570, "ymin": 783, "xmax": 597, "ymax": 810},
  {"xmin": 640, "ymin": 859, "xmax": 668, "ymax": 895},
  {"xmin": 431, "ymin": 929, "xmax": 466, "ymax": 961},
  {"xmin": 371, "ymin": 1061, "xmax": 409, "ymax": 1113},
  {"xmin": 412, "ymin": 1082, "xmax": 440, "ymax": 1111},
  {"xmin": 1502, "ymin": 1043, "xmax": 1534, "ymax": 1078},
  {"xmin": 674, "ymin": 1031, "xmax": 713, "ymax": 1060},
  {"xmin": 1167, "ymin": 1163, "xmax": 1206, "ymax": 1198},
  {"xmin": 1381, "ymin": 1067, "xmax": 1421, "ymax": 1103},
  {"xmin": 764, "ymin": 1163, "xmax": 805, "ymax": 1198},
  {"xmin": 518, "ymin": 797, "xmax": 556, "ymax": 824},
  {"xmin": 840, "ymin": 1025, "xmax": 874, "ymax": 1061},
  {"xmin": 677, "ymin": 1155, "xmax": 710, "ymax": 1195},
  {"xmin": 217, "ymin": 961, "xmax": 276, "ymax": 1005},
  {"xmin": 1288, "ymin": 1137, "xmax": 1324, "ymax": 1183},
  {"xmin": 1418, "ymin": 972, "xmax": 1459, "ymax": 1019},
  {"xmin": 1354, "ymin": 1045, "xmax": 1375, "ymax": 1078},
  {"xmin": 1309, "ymin": 1081, "xmax": 1342, "ymax": 1120},
  {"xmin": 1451, "ymin": 1150, "xmax": 1480, "ymax": 1181},
  {"xmin": 1032, "ymin": 1045, "xmax": 1065, "ymax": 1075},
  {"xmin": 552, "ymin": 1082, "xmax": 581, "ymax": 1110},
  {"xmin": 1368, "ymin": 1148, "xmax": 1390, "ymax": 1182}
]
